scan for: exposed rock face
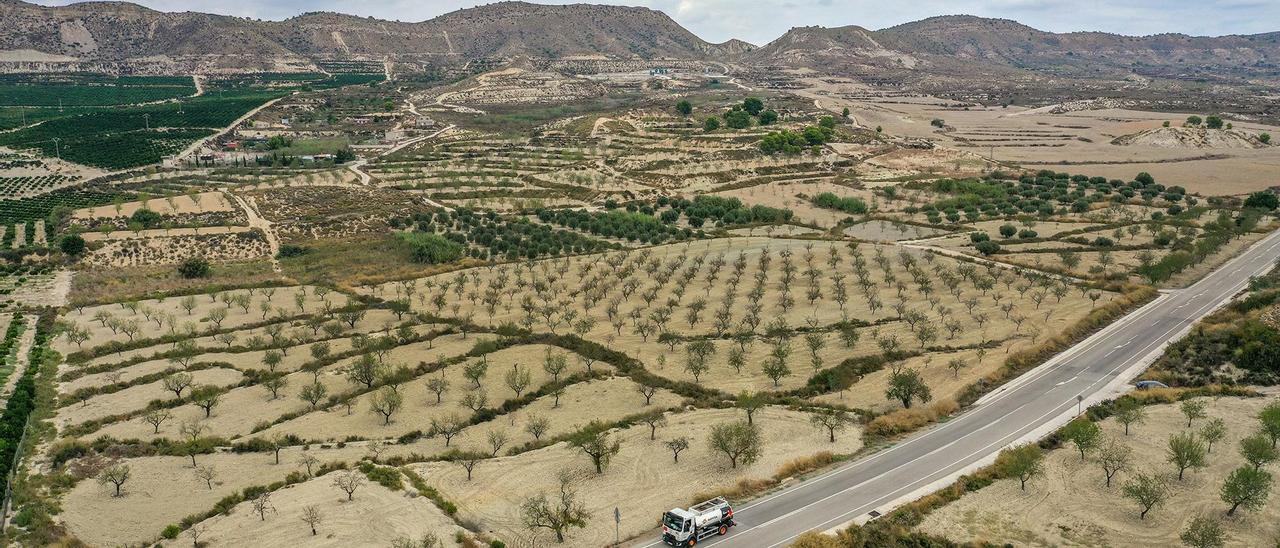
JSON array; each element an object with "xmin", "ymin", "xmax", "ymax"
[{"xmin": 1111, "ymin": 127, "xmax": 1273, "ymax": 149}]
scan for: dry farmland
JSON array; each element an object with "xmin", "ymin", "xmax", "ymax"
[
  {"xmin": 918, "ymin": 395, "xmax": 1280, "ymax": 546},
  {"xmin": 6, "ymin": 61, "xmax": 1279, "ymax": 548}
]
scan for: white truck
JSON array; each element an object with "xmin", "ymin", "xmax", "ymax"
[{"xmin": 661, "ymin": 497, "xmax": 735, "ymax": 546}]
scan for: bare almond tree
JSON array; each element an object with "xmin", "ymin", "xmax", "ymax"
[
  {"xmin": 193, "ymin": 465, "xmax": 217, "ymax": 489},
  {"xmin": 301, "ymin": 505, "xmax": 322, "ymax": 536},
  {"xmin": 332, "ymin": 469, "xmax": 365, "ymax": 501},
  {"xmin": 251, "ymin": 491, "xmax": 276, "ymax": 521},
  {"xmin": 97, "ymin": 463, "xmax": 131, "ymax": 497},
  {"xmin": 141, "ymin": 409, "xmax": 173, "ymax": 434}
]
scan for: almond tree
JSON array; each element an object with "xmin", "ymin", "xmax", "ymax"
[
  {"xmin": 332, "ymin": 469, "xmax": 365, "ymax": 501},
  {"xmin": 736, "ymin": 391, "xmax": 765, "ymax": 425},
  {"xmin": 141, "ymin": 409, "xmax": 172, "ymax": 434},
  {"xmin": 525, "ymin": 414, "xmax": 551, "ymax": 441},
  {"xmin": 999, "ymin": 444, "xmax": 1043, "ymax": 491},
  {"xmin": 505, "ymin": 364, "xmax": 532, "ymax": 398},
  {"xmin": 1221, "ymin": 465, "xmax": 1272, "ymax": 516},
  {"xmin": 520, "ymin": 472, "xmax": 590, "ymax": 543},
  {"xmin": 301, "ymin": 506, "xmax": 323, "ymax": 536},
  {"xmin": 427, "ymin": 376, "xmax": 449, "ymax": 404},
  {"xmin": 639, "ymin": 410, "xmax": 668, "ymax": 440},
  {"xmin": 430, "ymin": 414, "xmax": 465, "ymax": 446},
  {"xmin": 163, "ymin": 372, "xmax": 194, "ymax": 399},
  {"xmin": 666, "ymin": 437, "xmax": 689, "ymax": 463},
  {"xmin": 1097, "ymin": 437, "xmax": 1132, "ymax": 488},
  {"xmin": 370, "ymin": 386, "xmax": 404, "ymax": 425},
  {"xmin": 708, "ymin": 420, "xmax": 762, "ymax": 469},
  {"xmin": 299, "ymin": 382, "xmax": 328, "ymax": 409},
  {"xmin": 97, "ymin": 463, "xmax": 131, "ymax": 497},
  {"xmin": 809, "ymin": 408, "xmax": 853, "ymax": 443},
  {"xmin": 569, "ymin": 421, "xmax": 621, "ymax": 474},
  {"xmin": 194, "ymin": 465, "xmax": 216, "ymax": 489},
  {"xmin": 1167, "ymin": 431, "xmax": 1208, "ymax": 480}
]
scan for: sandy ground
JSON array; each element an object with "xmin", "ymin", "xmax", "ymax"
[
  {"xmin": 55, "ymin": 367, "xmax": 245, "ymax": 429},
  {"xmin": 712, "ymin": 180, "xmax": 860, "ymax": 229},
  {"xmin": 57, "ymin": 285, "xmax": 352, "ymax": 352},
  {"xmin": 58, "ymin": 446, "xmax": 369, "ymax": 546},
  {"xmin": 812, "ymin": 345, "xmax": 1008, "ymax": 412},
  {"xmin": 61, "ymin": 308, "xmax": 404, "ymax": 369},
  {"xmin": 918, "ymin": 395, "xmax": 1280, "ymax": 547},
  {"xmin": 193, "ymin": 473, "xmax": 466, "ymax": 547},
  {"xmin": 73, "ymin": 191, "xmax": 233, "ymax": 219},
  {"xmin": 414, "ymin": 406, "xmax": 863, "ymax": 546},
  {"xmin": 840, "ymin": 220, "xmax": 949, "ymax": 241},
  {"xmin": 79, "ymin": 225, "xmax": 254, "ymax": 242}
]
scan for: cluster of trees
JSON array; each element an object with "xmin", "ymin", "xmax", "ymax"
[
  {"xmin": 759, "ymin": 117, "xmax": 836, "ymax": 154},
  {"xmin": 657, "ymin": 195, "xmax": 793, "ymax": 228},
  {"xmin": 1184, "ymin": 115, "xmax": 1228, "ymax": 130},
  {"xmin": 1005, "ymin": 398, "xmax": 1280, "ymax": 528},
  {"xmin": 811, "ymin": 192, "xmax": 868, "ymax": 215},
  {"xmin": 394, "ymin": 209, "xmax": 615, "ymax": 261},
  {"xmin": 537, "ymin": 209, "xmax": 691, "ymax": 245},
  {"xmin": 919, "ymin": 171, "xmax": 1190, "ymax": 224},
  {"xmin": 705, "ymin": 97, "xmax": 779, "ymax": 132},
  {"xmin": 1135, "ymin": 208, "xmax": 1261, "ymax": 284}
]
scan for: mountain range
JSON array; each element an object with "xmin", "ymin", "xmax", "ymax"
[{"xmin": 0, "ymin": 0, "xmax": 1277, "ymax": 85}]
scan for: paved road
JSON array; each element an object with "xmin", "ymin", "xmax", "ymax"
[{"xmin": 638, "ymin": 228, "xmax": 1280, "ymax": 548}]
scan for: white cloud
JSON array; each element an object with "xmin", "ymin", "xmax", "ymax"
[{"xmin": 30, "ymin": 0, "xmax": 1280, "ymax": 45}]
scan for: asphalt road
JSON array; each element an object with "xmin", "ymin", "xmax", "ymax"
[{"xmin": 638, "ymin": 228, "xmax": 1280, "ymax": 548}]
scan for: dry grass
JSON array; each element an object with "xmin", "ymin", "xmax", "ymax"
[{"xmin": 864, "ymin": 399, "xmax": 960, "ymax": 438}]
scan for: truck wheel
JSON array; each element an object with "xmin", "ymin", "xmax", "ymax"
[{"xmin": 718, "ymin": 525, "xmax": 728, "ymax": 536}]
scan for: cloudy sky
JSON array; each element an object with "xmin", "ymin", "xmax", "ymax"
[{"xmin": 31, "ymin": 0, "xmax": 1280, "ymax": 45}]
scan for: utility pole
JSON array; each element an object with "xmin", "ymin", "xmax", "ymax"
[
  {"xmin": 51, "ymin": 137, "xmax": 61, "ymax": 160},
  {"xmin": 143, "ymin": 113, "xmax": 151, "ymax": 130}
]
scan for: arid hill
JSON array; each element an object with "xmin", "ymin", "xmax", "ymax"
[
  {"xmin": 0, "ymin": 0, "xmax": 746, "ymax": 72},
  {"xmin": 749, "ymin": 15, "xmax": 1280, "ymax": 85}
]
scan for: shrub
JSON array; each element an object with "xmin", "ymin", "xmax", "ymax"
[
  {"xmin": 162, "ymin": 524, "xmax": 181, "ymax": 539},
  {"xmin": 276, "ymin": 244, "xmax": 309, "ymax": 258},
  {"xmin": 812, "ymin": 192, "xmax": 867, "ymax": 214},
  {"xmin": 974, "ymin": 240, "xmax": 1000, "ymax": 255},
  {"xmin": 59, "ymin": 233, "xmax": 86, "ymax": 256},
  {"xmin": 396, "ymin": 232, "xmax": 463, "ymax": 264},
  {"xmin": 1244, "ymin": 191, "xmax": 1279, "ymax": 211},
  {"xmin": 773, "ymin": 451, "xmax": 839, "ymax": 481},
  {"xmin": 177, "ymin": 257, "xmax": 211, "ymax": 279}
]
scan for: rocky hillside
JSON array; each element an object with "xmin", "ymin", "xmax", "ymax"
[
  {"xmin": 0, "ymin": 0, "xmax": 737, "ymax": 71},
  {"xmin": 750, "ymin": 15, "xmax": 1280, "ymax": 83},
  {"xmin": 0, "ymin": 0, "xmax": 1274, "ymax": 86}
]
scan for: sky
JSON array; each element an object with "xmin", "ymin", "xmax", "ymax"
[{"xmin": 31, "ymin": 0, "xmax": 1280, "ymax": 45}]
